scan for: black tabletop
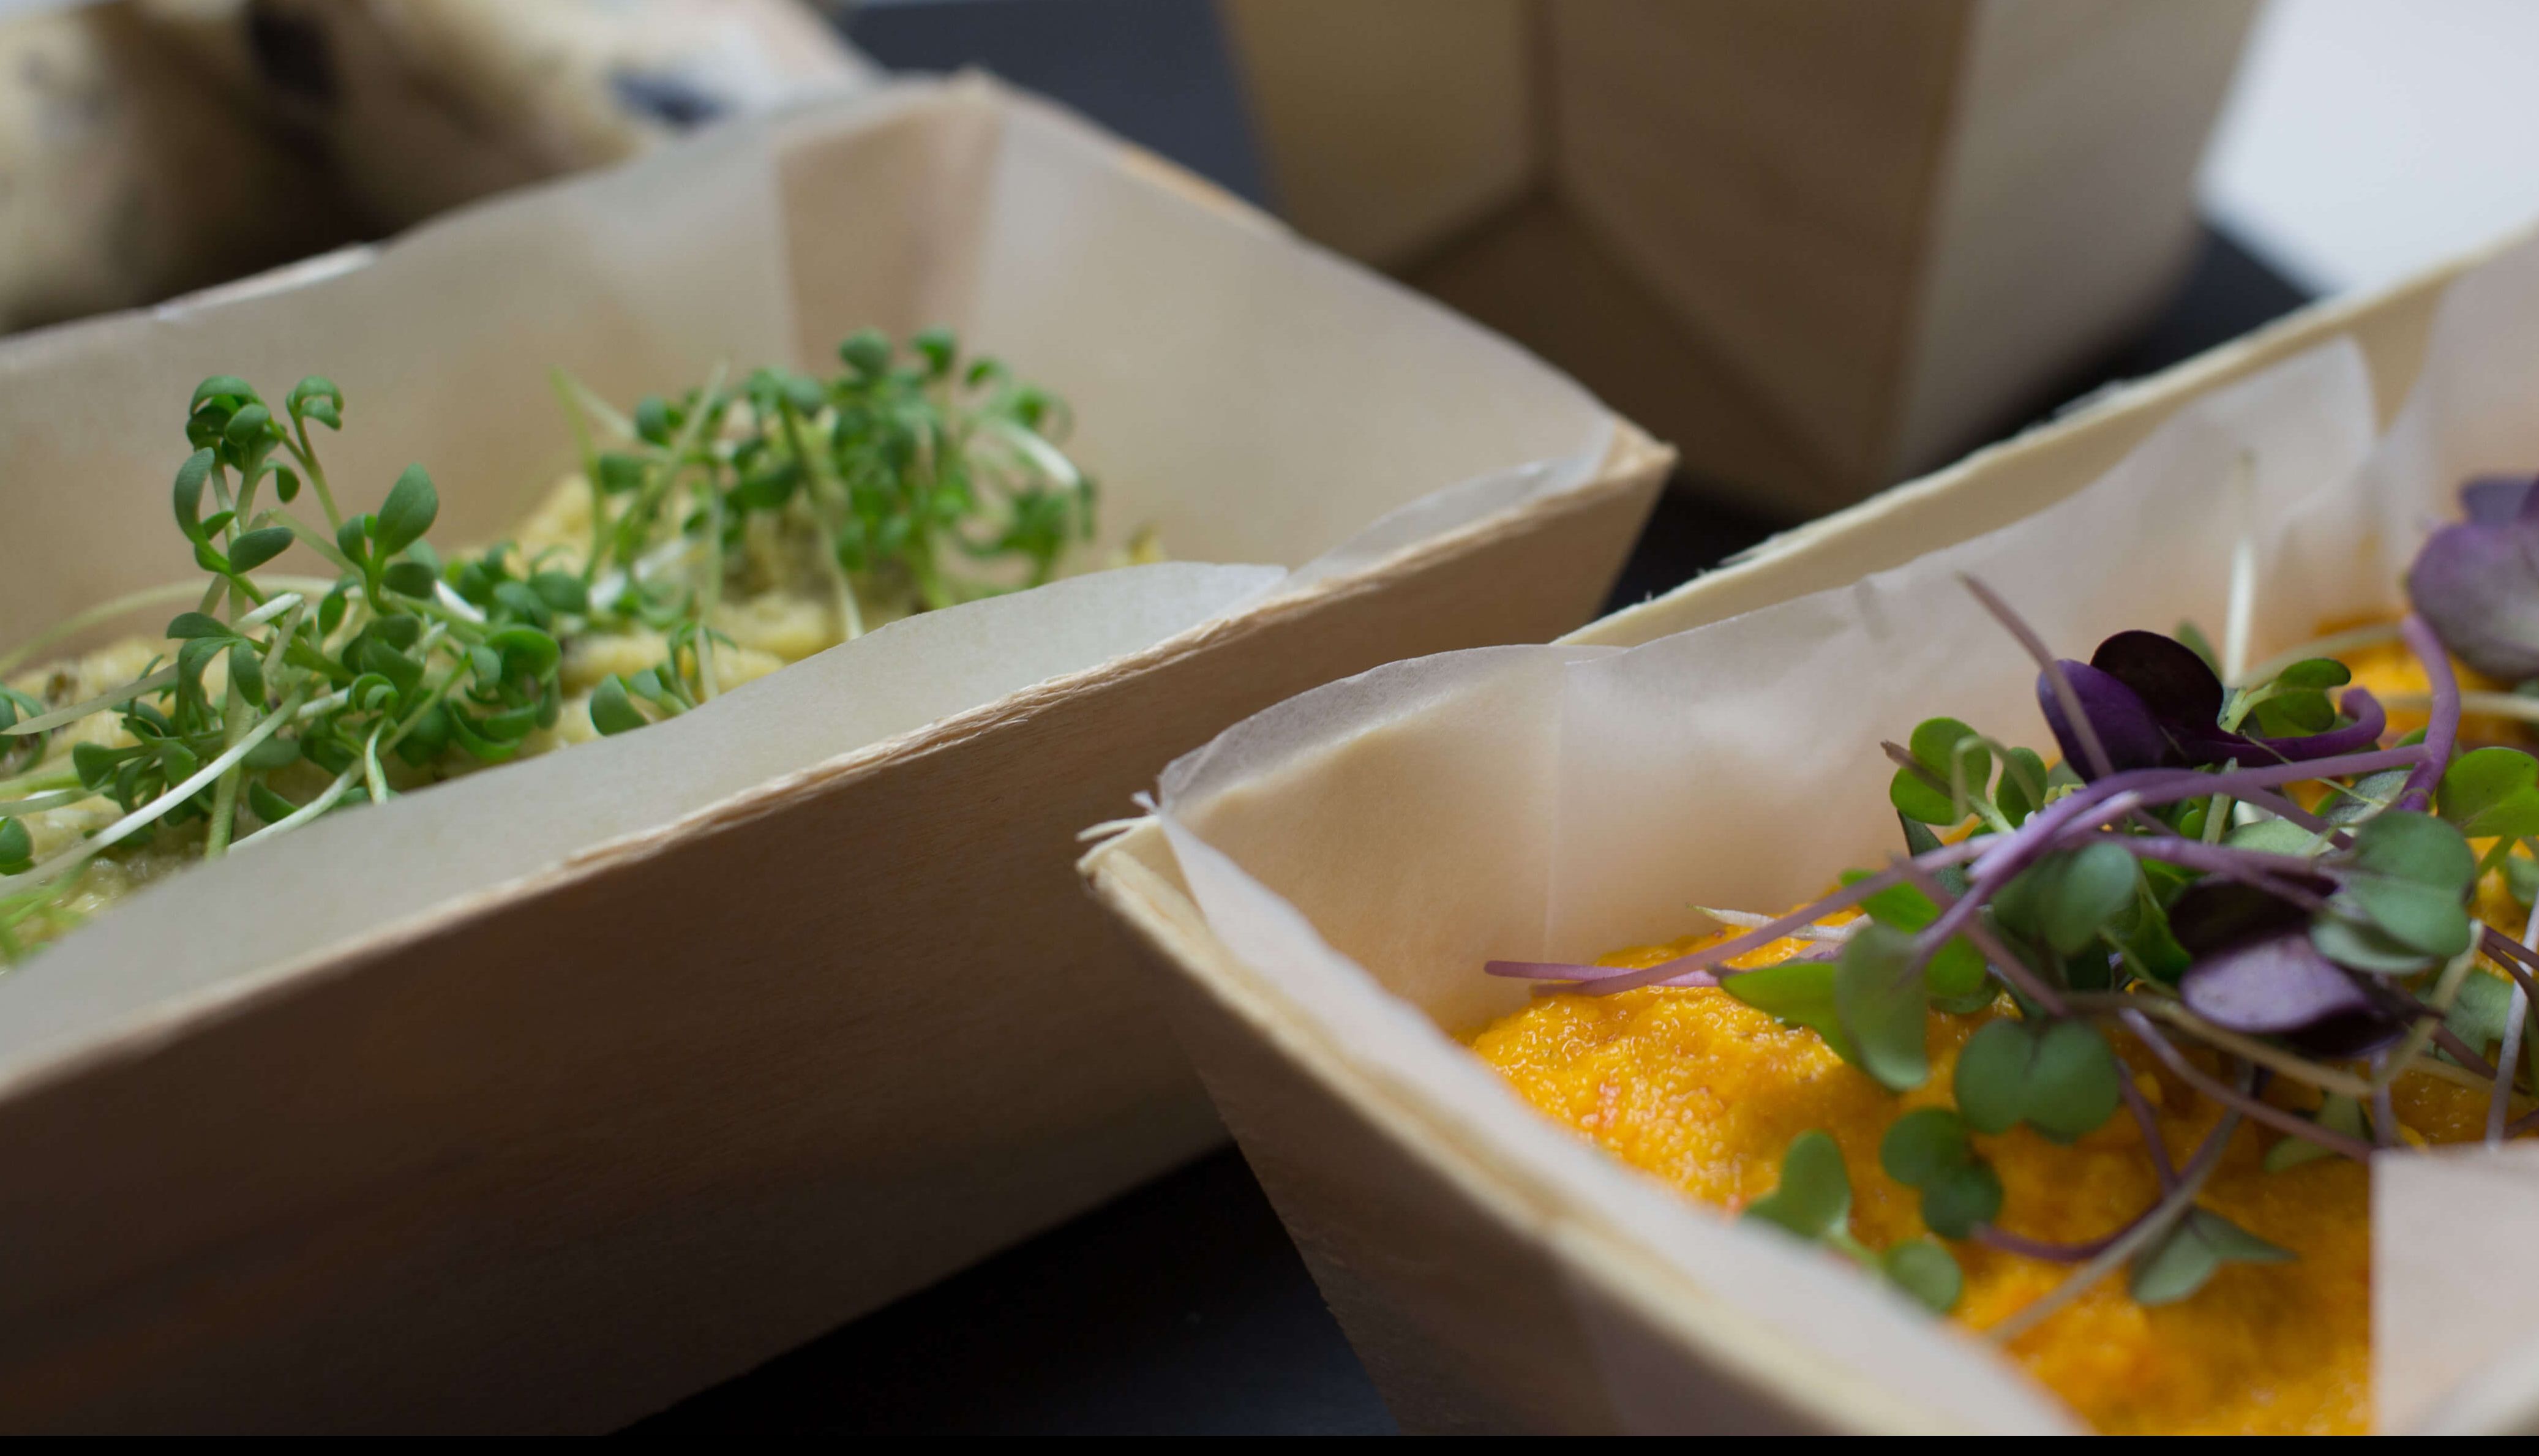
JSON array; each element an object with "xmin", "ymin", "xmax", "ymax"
[{"xmin": 633, "ymin": 1, "xmax": 2313, "ymax": 1435}]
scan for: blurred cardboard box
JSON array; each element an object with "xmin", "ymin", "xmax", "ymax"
[{"xmin": 1223, "ymin": 0, "xmax": 2259, "ymax": 516}]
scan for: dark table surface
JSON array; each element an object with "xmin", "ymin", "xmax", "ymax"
[{"xmin": 634, "ymin": 1, "xmax": 2315, "ymax": 1435}]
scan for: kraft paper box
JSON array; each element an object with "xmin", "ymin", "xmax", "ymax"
[
  {"xmin": 0, "ymin": 75, "xmax": 1667, "ymax": 1430},
  {"xmin": 1221, "ymin": 0, "xmax": 2257, "ymax": 514},
  {"xmin": 1084, "ymin": 226, "xmax": 2539, "ymax": 1432}
]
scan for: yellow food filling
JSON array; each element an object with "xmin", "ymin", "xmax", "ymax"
[{"xmin": 1470, "ymin": 635, "xmax": 2530, "ymax": 1435}]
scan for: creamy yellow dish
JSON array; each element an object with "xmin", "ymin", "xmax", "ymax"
[{"xmin": 1473, "ymin": 635, "xmax": 2533, "ymax": 1434}]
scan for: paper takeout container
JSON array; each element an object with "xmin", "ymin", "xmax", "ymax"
[
  {"xmin": 1084, "ymin": 228, "xmax": 2539, "ymax": 1432},
  {"xmin": 0, "ymin": 76, "xmax": 1667, "ymax": 1431},
  {"xmin": 1221, "ymin": 0, "xmax": 2259, "ymax": 513}
]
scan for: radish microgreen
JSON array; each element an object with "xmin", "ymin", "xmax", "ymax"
[{"xmin": 1487, "ymin": 472, "xmax": 2539, "ymax": 1329}]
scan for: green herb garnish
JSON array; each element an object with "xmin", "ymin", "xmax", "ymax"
[{"xmin": 0, "ymin": 329, "xmax": 1091, "ymax": 959}]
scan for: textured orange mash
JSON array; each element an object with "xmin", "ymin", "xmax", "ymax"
[{"xmin": 1469, "ymin": 636, "xmax": 2530, "ymax": 1435}]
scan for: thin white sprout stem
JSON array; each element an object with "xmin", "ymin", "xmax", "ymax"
[
  {"xmin": 2231, "ymin": 621, "xmax": 2407, "ymax": 690},
  {"xmin": 0, "ymin": 576, "xmax": 332, "ymax": 679},
  {"xmin": 1695, "ymin": 907, "xmax": 1858, "ymax": 944},
  {"xmin": 432, "ymin": 580, "xmax": 488, "ymax": 625},
  {"xmin": 234, "ymin": 763, "xmax": 364, "ymax": 844},
  {"xmin": 0, "ymin": 686, "xmax": 308, "ymax": 891},
  {"xmin": 2379, "ymin": 689, "xmax": 2539, "ymax": 725},
  {"xmin": 239, "ymin": 592, "xmax": 302, "ymax": 628},
  {"xmin": 0, "ymin": 789, "xmax": 87, "ymax": 816},
  {"xmin": 1, "ymin": 668, "xmax": 179, "ymax": 737},
  {"xmin": 2222, "ymin": 452, "xmax": 2257, "ymax": 684}
]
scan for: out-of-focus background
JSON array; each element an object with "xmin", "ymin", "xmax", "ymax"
[{"xmin": 5, "ymin": 0, "xmax": 2534, "ymax": 1434}]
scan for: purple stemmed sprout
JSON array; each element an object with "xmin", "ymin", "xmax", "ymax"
[
  {"xmin": 2036, "ymin": 629, "xmax": 2386, "ymax": 781},
  {"xmin": 1479, "ymin": 498, "xmax": 2539, "ymax": 1319},
  {"xmin": 2409, "ymin": 472, "xmax": 2539, "ymax": 681}
]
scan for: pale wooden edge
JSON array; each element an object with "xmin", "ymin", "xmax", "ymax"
[{"xmin": 1081, "ymin": 819, "xmax": 1965, "ymax": 1434}]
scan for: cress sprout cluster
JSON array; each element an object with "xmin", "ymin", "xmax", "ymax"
[{"xmin": 0, "ymin": 328, "xmax": 1092, "ymax": 960}]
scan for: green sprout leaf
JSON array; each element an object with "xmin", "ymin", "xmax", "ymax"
[
  {"xmin": 912, "ymin": 326, "xmax": 958, "ymax": 377},
  {"xmin": 1954, "ymin": 1018, "xmax": 2121, "ymax": 1143},
  {"xmin": 374, "ymin": 464, "xmax": 440, "ymax": 558},
  {"xmin": 1744, "ymin": 1130, "xmax": 1852, "ymax": 1242},
  {"xmin": 247, "ymin": 781, "xmax": 297, "ymax": 825},
  {"xmin": 2310, "ymin": 915, "xmax": 2442, "ymax": 975},
  {"xmin": 0, "ymin": 817, "xmax": 30, "ymax": 874},
  {"xmin": 2325, "ymin": 767, "xmax": 2412, "ymax": 827},
  {"xmin": 2227, "ymin": 817, "xmax": 2321, "ymax": 855},
  {"xmin": 2323, "ymin": 810, "xmax": 2477, "ymax": 965},
  {"xmin": 1880, "ymin": 1105, "xmax": 1973, "ymax": 1185},
  {"xmin": 2509, "ymin": 852, "xmax": 2539, "ymax": 908},
  {"xmin": 1880, "ymin": 1106, "xmax": 2003, "ymax": 1239},
  {"xmin": 1844, "ymin": 871, "xmax": 1985, "ymax": 999},
  {"xmin": 2128, "ymin": 1207, "xmax": 2293, "ymax": 1306},
  {"xmin": 2439, "ymin": 747, "xmax": 2539, "ymax": 841},
  {"xmin": 1892, "ymin": 717, "xmax": 1993, "ymax": 825},
  {"xmin": 1723, "ymin": 958, "xmax": 1856, "ymax": 1064},
  {"xmin": 2106, "ymin": 881, "xmax": 2192, "ymax": 984},
  {"xmin": 1879, "ymin": 1238, "xmax": 1964, "ymax": 1315},
  {"xmin": 382, "ymin": 560, "xmax": 438, "ymax": 598},
  {"xmin": 2041, "ymin": 839, "xmax": 2139, "ymax": 956},
  {"xmin": 227, "ymin": 526, "xmax": 294, "ymax": 574},
  {"xmin": 172, "ymin": 449, "xmax": 216, "ymax": 541},
  {"xmin": 1834, "ymin": 923, "xmax": 1931, "ymax": 1092},
  {"xmin": 1995, "ymin": 746, "xmax": 2050, "ymax": 828},
  {"xmin": 839, "ymin": 328, "xmax": 891, "ymax": 377},
  {"xmin": 2264, "ymin": 1094, "xmax": 2368, "ymax": 1173},
  {"xmin": 589, "ymin": 675, "xmax": 648, "ymax": 737}
]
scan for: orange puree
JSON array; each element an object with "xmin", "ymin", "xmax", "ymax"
[{"xmin": 1469, "ymin": 636, "xmax": 2534, "ymax": 1434}]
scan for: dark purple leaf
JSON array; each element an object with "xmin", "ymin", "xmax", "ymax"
[
  {"xmin": 2462, "ymin": 474, "xmax": 2538, "ymax": 525},
  {"xmin": 2074, "ymin": 630, "xmax": 2383, "ymax": 770},
  {"xmin": 2038, "ymin": 661, "xmax": 2173, "ymax": 780},
  {"xmin": 2407, "ymin": 478, "xmax": 2539, "ymax": 681},
  {"xmin": 2167, "ymin": 877, "xmax": 2328, "ymax": 955},
  {"xmin": 2093, "ymin": 630, "xmax": 2226, "ymax": 737},
  {"xmin": 2180, "ymin": 931, "xmax": 2402, "ymax": 1057}
]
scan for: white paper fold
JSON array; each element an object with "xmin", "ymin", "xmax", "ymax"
[{"xmin": 2377, "ymin": 1142, "xmax": 2539, "ymax": 1433}]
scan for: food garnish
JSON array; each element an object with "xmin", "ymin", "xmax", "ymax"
[
  {"xmin": 0, "ymin": 329, "xmax": 1091, "ymax": 959},
  {"xmin": 1485, "ymin": 476, "xmax": 2539, "ymax": 1342}
]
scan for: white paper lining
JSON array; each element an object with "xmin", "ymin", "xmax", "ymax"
[{"xmin": 0, "ymin": 77, "xmax": 1615, "ymax": 1085}]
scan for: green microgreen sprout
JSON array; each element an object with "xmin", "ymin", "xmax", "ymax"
[{"xmin": 0, "ymin": 330, "xmax": 1093, "ymax": 961}]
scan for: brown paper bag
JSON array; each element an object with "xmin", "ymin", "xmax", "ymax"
[{"xmin": 1225, "ymin": 0, "xmax": 2259, "ymax": 514}]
